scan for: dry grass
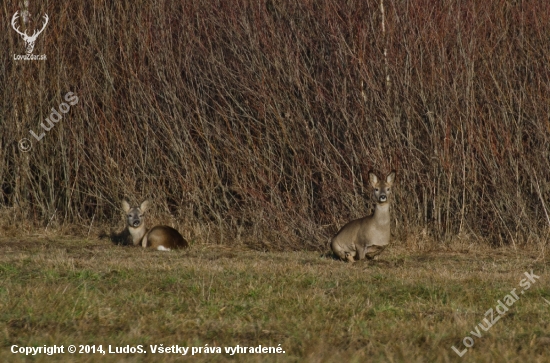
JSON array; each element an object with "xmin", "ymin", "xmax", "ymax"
[
  {"xmin": 2, "ymin": 0, "xmax": 550, "ymax": 249},
  {"xmin": 2, "ymin": 1, "xmax": 550, "ymax": 360},
  {"xmin": 0, "ymin": 236, "xmax": 548, "ymax": 362}
]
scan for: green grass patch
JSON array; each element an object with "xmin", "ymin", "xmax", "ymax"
[{"xmin": 0, "ymin": 238, "xmax": 548, "ymax": 362}]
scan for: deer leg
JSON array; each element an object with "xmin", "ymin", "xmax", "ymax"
[{"xmin": 365, "ymin": 245, "xmax": 386, "ymax": 260}]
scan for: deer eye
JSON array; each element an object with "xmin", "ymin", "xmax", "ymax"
[{"xmin": 375, "ymin": 188, "xmax": 379, "ymax": 192}]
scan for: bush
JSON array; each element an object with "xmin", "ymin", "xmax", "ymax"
[{"xmin": 2, "ymin": 0, "xmax": 549, "ymax": 249}]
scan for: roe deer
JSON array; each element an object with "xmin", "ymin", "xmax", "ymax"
[
  {"xmin": 121, "ymin": 200, "xmax": 188, "ymax": 251},
  {"xmin": 331, "ymin": 171, "xmax": 396, "ymax": 262}
]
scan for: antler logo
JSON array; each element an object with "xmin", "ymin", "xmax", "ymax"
[{"xmin": 11, "ymin": 10, "xmax": 49, "ymax": 54}]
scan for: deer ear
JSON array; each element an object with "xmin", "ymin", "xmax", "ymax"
[
  {"xmin": 122, "ymin": 200, "xmax": 130, "ymax": 213},
  {"xmin": 386, "ymin": 171, "xmax": 396, "ymax": 184},
  {"xmin": 369, "ymin": 172, "xmax": 379, "ymax": 187},
  {"xmin": 140, "ymin": 200, "xmax": 150, "ymax": 212}
]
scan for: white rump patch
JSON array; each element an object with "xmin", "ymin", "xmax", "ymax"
[{"xmin": 156, "ymin": 246, "xmax": 171, "ymax": 251}]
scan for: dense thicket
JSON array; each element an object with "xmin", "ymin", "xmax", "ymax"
[{"xmin": 2, "ymin": 0, "xmax": 550, "ymax": 249}]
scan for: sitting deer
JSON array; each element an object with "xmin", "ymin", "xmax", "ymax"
[
  {"xmin": 118, "ymin": 200, "xmax": 188, "ymax": 251},
  {"xmin": 331, "ymin": 171, "xmax": 396, "ymax": 262}
]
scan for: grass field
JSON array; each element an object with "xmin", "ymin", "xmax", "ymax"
[{"xmin": 0, "ymin": 237, "xmax": 548, "ymax": 362}]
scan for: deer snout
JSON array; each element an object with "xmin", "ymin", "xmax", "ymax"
[
  {"xmin": 132, "ymin": 220, "xmax": 141, "ymax": 227},
  {"xmin": 379, "ymin": 194, "xmax": 387, "ymax": 203}
]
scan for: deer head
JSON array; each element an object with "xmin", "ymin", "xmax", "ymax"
[{"xmin": 11, "ymin": 11, "xmax": 49, "ymax": 54}]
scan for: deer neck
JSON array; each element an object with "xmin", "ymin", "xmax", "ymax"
[
  {"xmin": 373, "ymin": 202, "xmax": 391, "ymax": 226},
  {"xmin": 128, "ymin": 225, "xmax": 148, "ymax": 245}
]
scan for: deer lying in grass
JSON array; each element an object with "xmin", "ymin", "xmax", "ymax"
[
  {"xmin": 118, "ymin": 200, "xmax": 188, "ymax": 251},
  {"xmin": 331, "ymin": 171, "xmax": 396, "ymax": 262}
]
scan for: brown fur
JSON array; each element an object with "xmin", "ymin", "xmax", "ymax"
[{"xmin": 142, "ymin": 225, "xmax": 189, "ymax": 249}]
